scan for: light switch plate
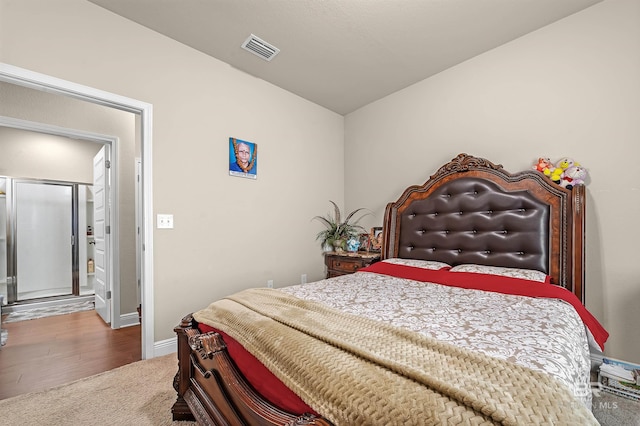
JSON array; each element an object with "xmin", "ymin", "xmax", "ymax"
[{"xmin": 157, "ymin": 214, "xmax": 174, "ymax": 229}]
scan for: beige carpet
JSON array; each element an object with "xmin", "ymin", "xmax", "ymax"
[{"xmin": 0, "ymin": 354, "xmax": 196, "ymax": 426}]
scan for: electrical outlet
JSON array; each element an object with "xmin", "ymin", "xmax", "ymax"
[
  {"xmin": 301, "ymin": 274, "xmax": 307, "ymax": 284},
  {"xmin": 157, "ymin": 214, "xmax": 174, "ymax": 229},
  {"xmin": 267, "ymin": 279, "xmax": 274, "ymax": 288}
]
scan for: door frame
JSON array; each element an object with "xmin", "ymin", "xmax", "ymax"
[
  {"xmin": 0, "ymin": 63, "xmax": 155, "ymax": 359},
  {"xmin": 0, "ymin": 117, "xmax": 120, "ymax": 328}
]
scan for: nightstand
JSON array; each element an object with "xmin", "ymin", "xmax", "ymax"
[{"xmin": 324, "ymin": 251, "xmax": 380, "ymax": 278}]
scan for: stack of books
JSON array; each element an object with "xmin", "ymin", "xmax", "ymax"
[{"xmin": 598, "ymin": 357, "xmax": 640, "ymax": 401}]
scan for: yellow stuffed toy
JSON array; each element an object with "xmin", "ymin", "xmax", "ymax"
[{"xmin": 550, "ymin": 157, "xmax": 575, "ymax": 184}]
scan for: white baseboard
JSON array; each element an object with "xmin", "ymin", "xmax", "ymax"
[
  {"xmin": 120, "ymin": 311, "xmax": 140, "ymax": 328},
  {"xmin": 117, "ymin": 312, "xmax": 176, "ymax": 358},
  {"xmin": 153, "ymin": 336, "xmax": 177, "ymax": 357}
]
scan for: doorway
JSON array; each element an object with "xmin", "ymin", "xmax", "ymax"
[
  {"xmin": 0, "ymin": 63, "xmax": 154, "ymax": 359},
  {"xmin": 0, "ymin": 124, "xmax": 117, "ymax": 326}
]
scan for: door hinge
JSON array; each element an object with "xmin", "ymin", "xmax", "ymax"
[
  {"xmin": 106, "ymin": 290, "xmax": 112, "ymax": 300},
  {"xmin": 105, "ymin": 160, "xmax": 111, "ymax": 168},
  {"xmin": 106, "ymin": 225, "xmax": 110, "ymax": 234}
]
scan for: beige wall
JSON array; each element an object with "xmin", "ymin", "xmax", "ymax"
[
  {"xmin": 0, "ymin": 127, "xmax": 101, "ymax": 182},
  {"xmin": 0, "ymin": 0, "xmax": 344, "ymax": 342},
  {"xmin": 345, "ymin": 0, "xmax": 640, "ymax": 362}
]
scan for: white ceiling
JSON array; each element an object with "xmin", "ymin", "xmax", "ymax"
[{"xmin": 88, "ymin": 0, "xmax": 602, "ymax": 115}]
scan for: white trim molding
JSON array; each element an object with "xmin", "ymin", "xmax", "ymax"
[
  {"xmin": 120, "ymin": 312, "xmax": 141, "ymax": 328},
  {"xmin": 0, "ymin": 63, "xmax": 156, "ymax": 359},
  {"xmin": 154, "ymin": 337, "xmax": 177, "ymax": 358}
]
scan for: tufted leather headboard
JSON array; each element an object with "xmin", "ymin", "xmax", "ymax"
[{"xmin": 382, "ymin": 153, "xmax": 586, "ymax": 303}]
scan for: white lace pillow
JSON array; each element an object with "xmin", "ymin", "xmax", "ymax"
[
  {"xmin": 382, "ymin": 258, "xmax": 451, "ymax": 270},
  {"xmin": 449, "ymin": 264, "xmax": 550, "ymax": 283}
]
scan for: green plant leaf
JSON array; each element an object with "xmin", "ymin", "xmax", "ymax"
[
  {"xmin": 312, "ymin": 201, "xmax": 371, "ymax": 245},
  {"xmin": 312, "ymin": 215, "xmax": 333, "ymax": 229},
  {"xmin": 329, "ymin": 200, "xmax": 341, "ymax": 225},
  {"xmin": 344, "ymin": 207, "xmax": 369, "ymax": 224}
]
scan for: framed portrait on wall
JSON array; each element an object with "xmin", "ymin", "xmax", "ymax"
[{"xmin": 229, "ymin": 137, "xmax": 258, "ymax": 179}]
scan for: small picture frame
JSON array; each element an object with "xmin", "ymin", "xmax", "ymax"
[
  {"xmin": 369, "ymin": 227, "xmax": 383, "ymax": 252},
  {"xmin": 229, "ymin": 137, "xmax": 258, "ymax": 179},
  {"xmin": 358, "ymin": 233, "xmax": 371, "ymax": 252}
]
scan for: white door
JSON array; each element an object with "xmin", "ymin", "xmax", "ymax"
[{"xmin": 93, "ymin": 146, "xmax": 111, "ymax": 324}]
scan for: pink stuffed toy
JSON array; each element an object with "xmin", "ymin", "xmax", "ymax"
[{"xmin": 560, "ymin": 165, "xmax": 588, "ymax": 189}]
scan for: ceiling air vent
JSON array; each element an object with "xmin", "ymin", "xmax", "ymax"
[{"xmin": 241, "ymin": 34, "xmax": 280, "ymax": 61}]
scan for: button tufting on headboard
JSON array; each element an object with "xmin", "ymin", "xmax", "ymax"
[{"xmin": 394, "ymin": 177, "xmax": 550, "ymax": 273}]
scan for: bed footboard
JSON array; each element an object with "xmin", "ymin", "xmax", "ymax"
[{"xmin": 172, "ymin": 314, "xmax": 332, "ymax": 425}]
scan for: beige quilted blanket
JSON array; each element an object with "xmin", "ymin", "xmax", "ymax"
[{"xmin": 194, "ymin": 288, "xmax": 598, "ymax": 426}]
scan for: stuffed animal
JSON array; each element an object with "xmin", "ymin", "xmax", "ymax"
[
  {"xmin": 559, "ymin": 165, "xmax": 588, "ymax": 189},
  {"xmin": 550, "ymin": 157, "xmax": 575, "ymax": 184},
  {"xmin": 532, "ymin": 157, "xmax": 554, "ymax": 176}
]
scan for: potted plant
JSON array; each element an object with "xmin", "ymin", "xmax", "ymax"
[{"xmin": 313, "ymin": 201, "xmax": 369, "ymax": 252}]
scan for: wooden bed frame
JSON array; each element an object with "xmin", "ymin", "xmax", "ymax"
[{"xmin": 172, "ymin": 153, "xmax": 586, "ymax": 425}]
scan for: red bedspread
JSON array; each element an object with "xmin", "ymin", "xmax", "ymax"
[{"xmin": 197, "ymin": 263, "xmax": 608, "ymax": 415}]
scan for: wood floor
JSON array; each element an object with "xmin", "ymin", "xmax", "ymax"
[{"xmin": 0, "ymin": 309, "xmax": 141, "ymax": 400}]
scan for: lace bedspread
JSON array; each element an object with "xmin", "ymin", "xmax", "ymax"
[{"xmin": 281, "ymin": 270, "xmax": 592, "ymax": 407}]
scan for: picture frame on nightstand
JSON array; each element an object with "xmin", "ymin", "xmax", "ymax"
[
  {"xmin": 358, "ymin": 233, "xmax": 371, "ymax": 252},
  {"xmin": 369, "ymin": 227, "xmax": 383, "ymax": 252}
]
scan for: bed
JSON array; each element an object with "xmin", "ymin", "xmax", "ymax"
[{"xmin": 172, "ymin": 153, "xmax": 608, "ymax": 425}]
